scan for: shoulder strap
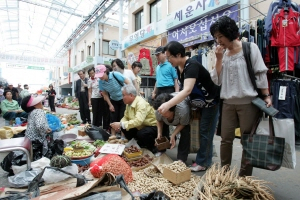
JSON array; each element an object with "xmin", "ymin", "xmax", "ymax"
[
  {"xmin": 112, "ymin": 72, "xmax": 124, "ymax": 87},
  {"xmin": 242, "ymin": 42, "xmax": 258, "ymax": 92}
]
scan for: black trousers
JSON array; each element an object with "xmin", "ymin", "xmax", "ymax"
[
  {"xmin": 156, "ymin": 86, "xmax": 175, "ymax": 140},
  {"xmin": 122, "ymin": 126, "xmax": 157, "ymax": 151},
  {"xmin": 103, "ymin": 101, "xmax": 110, "ymax": 130},
  {"xmin": 91, "ymin": 98, "xmax": 105, "ymax": 127},
  {"xmin": 110, "ymin": 99, "xmax": 126, "ymax": 124},
  {"xmin": 48, "ymin": 97, "xmax": 55, "ymax": 112},
  {"xmin": 79, "ymin": 92, "xmax": 91, "ymax": 123},
  {"xmin": 177, "ymin": 125, "xmax": 191, "ymax": 162}
]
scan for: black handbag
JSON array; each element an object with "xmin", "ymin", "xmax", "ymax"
[
  {"xmin": 85, "ymin": 125, "xmax": 110, "ymax": 141},
  {"xmin": 242, "ymin": 116, "xmax": 285, "ymax": 171}
]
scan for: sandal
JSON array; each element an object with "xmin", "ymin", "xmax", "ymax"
[{"xmin": 190, "ymin": 165, "xmax": 207, "ymax": 172}]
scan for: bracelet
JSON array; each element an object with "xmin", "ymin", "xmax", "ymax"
[{"xmin": 262, "ymin": 94, "xmax": 271, "ymax": 98}]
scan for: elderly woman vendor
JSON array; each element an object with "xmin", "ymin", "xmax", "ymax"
[
  {"xmin": 153, "ymin": 93, "xmax": 191, "ymax": 163},
  {"xmin": 21, "ymin": 95, "xmax": 51, "ymax": 143},
  {"xmin": 1, "ymin": 90, "xmax": 28, "ymax": 121}
]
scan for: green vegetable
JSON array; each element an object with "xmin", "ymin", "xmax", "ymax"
[
  {"xmin": 70, "ymin": 140, "xmax": 96, "ymax": 151},
  {"xmin": 93, "ymin": 140, "xmax": 106, "ymax": 147}
]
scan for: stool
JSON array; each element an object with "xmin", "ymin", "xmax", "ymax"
[{"xmin": 0, "ymin": 137, "xmax": 32, "ymax": 170}]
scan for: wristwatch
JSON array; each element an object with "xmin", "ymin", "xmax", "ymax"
[{"xmin": 262, "ymin": 94, "xmax": 271, "ymax": 98}]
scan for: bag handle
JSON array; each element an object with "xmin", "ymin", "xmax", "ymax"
[{"xmin": 249, "ymin": 116, "xmax": 276, "ymax": 144}]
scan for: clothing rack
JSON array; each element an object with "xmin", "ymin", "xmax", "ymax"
[{"xmin": 283, "ymin": 74, "xmax": 300, "ymax": 80}]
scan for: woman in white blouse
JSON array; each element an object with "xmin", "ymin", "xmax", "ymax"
[{"xmin": 210, "ymin": 16, "xmax": 272, "ymax": 176}]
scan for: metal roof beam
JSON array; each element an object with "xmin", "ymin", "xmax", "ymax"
[{"xmin": 18, "ymin": 0, "xmax": 86, "ymax": 18}]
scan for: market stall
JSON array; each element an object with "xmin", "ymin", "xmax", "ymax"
[{"xmin": 0, "ymin": 113, "xmax": 276, "ymax": 200}]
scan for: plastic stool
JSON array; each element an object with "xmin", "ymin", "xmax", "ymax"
[{"xmin": 0, "ymin": 137, "xmax": 32, "ymax": 170}]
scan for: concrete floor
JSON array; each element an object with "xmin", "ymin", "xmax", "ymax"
[{"xmin": 0, "ymin": 107, "xmax": 300, "ymax": 199}]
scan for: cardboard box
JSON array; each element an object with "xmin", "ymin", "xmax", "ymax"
[
  {"xmin": 78, "ymin": 130, "xmax": 86, "ymax": 136},
  {"xmin": 163, "ymin": 167, "xmax": 191, "ymax": 185}
]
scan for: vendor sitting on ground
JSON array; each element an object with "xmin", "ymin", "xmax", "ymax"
[
  {"xmin": 21, "ymin": 95, "xmax": 51, "ymax": 144},
  {"xmin": 153, "ymin": 93, "xmax": 191, "ymax": 163},
  {"xmin": 1, "ymin": 90, "xmax": 28, "ymax": 121},
  {"xmin": 110, "ymin": 84, "xmax": 157, "ymax": 153}
]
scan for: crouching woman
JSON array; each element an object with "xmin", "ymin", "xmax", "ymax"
[{"xmin": 153, "ymin": 93, "xmax": 191, "ymax": 163}]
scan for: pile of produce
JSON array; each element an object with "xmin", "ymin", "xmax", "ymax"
[
  {"xmin": 50, "ymin": 155, "xmax": 72, "ymax": 168},
  {"xmin": 107, "ymin": 135, "xmax": 128, "ymax": 144},
  {"xmin": 90, "ymin": 154, "xmax": 133, "ymax": 183},
  {"xmin": 122, "ymin": 155, "xmax": 153, "ymax": 168},
  {"xmin": 64, "ymin": 149, "xmax": 93, "ymax": 158},
  {"xmin": 192, "ymin": 163, "xmax": 274, "ymax": 200},
  {"xmin": 128, "ymin": 166, "xmax": 200, "ymax": 200},
  {"xmin": 93, "ymin": 140, "xmax": 106, "ymax": 148},
  {"xmin": 124, "ymin": 145, "xmax": 140, "ymax": 153},
  {"xmin": 70, "ymin": 140, "xmax": 96, "ymax": 152},
  {"xmin": 164, "ymin": 161, "xmax": 189, "ymax": 173},
  {"xmin": 59, "ymin": 114, "xmax": 80, "ymax": 125}
]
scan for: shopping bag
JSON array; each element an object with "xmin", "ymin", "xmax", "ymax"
[
  {"xmin": 242, "ymin": 117, "xmax": 285, "ymax": 171},
  {"xmin": 257, "ymin": 118, "xmax": 296, "ymax": 169},
  {"xmin": 190, "ymin": 110, "xmax": 201, "ymax": 153}
]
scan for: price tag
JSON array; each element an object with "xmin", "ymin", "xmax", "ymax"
[
  {"xmin": 282, "ymin": 19, "xmax": 288, "ymax": 27},
  {"xmin": 278, "ymin": 86, "xmax": 287, "ymax": 100}
]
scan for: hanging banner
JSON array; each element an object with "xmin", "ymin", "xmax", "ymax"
[{"xmin": 167, "ymin": 4, "xmax": 238, "ymax": 47}]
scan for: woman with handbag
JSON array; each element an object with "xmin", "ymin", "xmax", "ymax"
[
  {"xmin": 157, "ymin": 41, "xmax": 220, "ymax": 171},
  {"xmin": 210, "ymin": 16, "xmax": 272, "ymax": 176}
]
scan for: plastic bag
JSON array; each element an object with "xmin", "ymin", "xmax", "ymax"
[
  {"xmin": 139, "ymin": 190, "xmax": 171, "ymax": 200},
  {"xmin": 0, "ymin": 151, "xmax": 27, "ymax": 175},
  {"xmin": 46, "ymin": 114, "xmax": 61, "ymax": 132},
  {"xmin": 8, "ymin": 169, "xmax": 42, "ymax": 188},
  {"xmin": 44, "ymin": 139, "xmax": 64, "ymax": 159},
  {"xmin": 42, "ymin": 163, "xmax": 78, "ymax": 184},
  {"xmin": 257, "ymin": 118, "xmax": 296, "ymax": 169},
  {"xmin": 12, "ymin": 157, "xmax": 50, "ymax": 175},
  {"xmin": 85, "ymin": 125, "xmax": 110, "ymax": 141},
  {"xmin": 90, "ymin": 154, "xmax": 133, "ymax": 183}
]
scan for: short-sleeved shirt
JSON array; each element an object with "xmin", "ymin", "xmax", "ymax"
[
  {"xmin": 178, "ymin": 59, "xmax": 220, "ymax": 104},
  {"xmin": 88, "ymin": 77, "xmax": 101, "ymax": 98},
  {"xmin": 155, "ymin": 93, "xmax": 190, "ymax": 126},
  {"xmin": 99, "ymin": 72, "xmax": 125, "ymax": 101},
  {"xmin": 123, "ymin": 69, "xmax": 136, "ymax": 85},
  {"xmin": 155, "ymin": 61, "xmax": 177, "ymax": 88}
]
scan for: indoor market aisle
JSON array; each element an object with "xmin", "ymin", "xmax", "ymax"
[{"xmin": 0, "ymin": 107, "xmax": 299, "ymax": 199}]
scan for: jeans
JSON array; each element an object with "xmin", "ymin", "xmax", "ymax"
[
  {"xmin": 3, "ymin": 111, "xmax": 28, "ymax": 121},
  {"xmin": 195, "ymin": 104, "xmax": 219, "ymax": 167}
]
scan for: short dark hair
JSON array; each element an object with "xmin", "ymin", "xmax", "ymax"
[
  {"xmin": 153, "ymin": 93, "xmax": 176, "ymax": 112},
  {"xmin": 164, "ymin": 41, "xmax": 185, "ymax": 57},
  {"xmin": 88, "ymin": 67, "xmax": 95, "ymax": 75},
  {"xmin": 132, "ymin": 61, "xmax": 143, "ymax": 69},
  {"xmin": 210, "ymin": 16, "xmax": 239, "ymax": 41},
  {"xmin": 21, "ymin": 95, "xmax": 35, "ymax": 113},
  {"xmin": 4, "ymin": 90, "xmax": 12, "ymax": 97},
  {"xmin": 111, "ymin": 59, "xmax": 125, "ymax": 70},
  {"xmin": 24, "ymin": 84, "xmax": 28, "ymax": 88},
  {"xmin": 77, "ymin": 70, "xmax": 85, "ymax": 75}
]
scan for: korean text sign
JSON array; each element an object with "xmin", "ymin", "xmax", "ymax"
[
  {"xmin": 166, "ymin": 0, "xmax": 230, "ymax": 29},
  {"xmin": 167, "ymin": 4, "xmax": 238, "ymax": 47}
]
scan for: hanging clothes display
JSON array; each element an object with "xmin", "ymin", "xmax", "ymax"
[
  {"xmin": 265, "ymin": 0, "xmax": 300, "ymax": 72},
  {"xmin": 138, "ymin": 48, "xmax": 153, "ymax": 76}
]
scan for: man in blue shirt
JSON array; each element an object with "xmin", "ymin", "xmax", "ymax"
[{"xmin": 151, "ymin": 46, "xmax": 179, "ymax": 99}]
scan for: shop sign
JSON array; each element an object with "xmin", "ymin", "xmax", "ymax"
[
  {"xmin": 168, "ymin": 4, "xmax": 238, "ymax": 47},
  {"xmin": 109, "ymin": 40, "xmax": 121, "ymax": 50},
  {"xmin": 86, "ymin": 56, "xmax": 93, "ymax": 63},
  {"xmin": 27, "ymin": 66, "xmax": 45, "ymax": 70},
  {"xmin": 122, "ymin": 23, "xmax": 156, "ymax": 50},
  {"xmin": 166, "ymin": 0, "xmax": 230, "ymax": 29}
]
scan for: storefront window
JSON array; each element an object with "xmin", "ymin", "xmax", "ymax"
[
  {"xmin": 103, "ymin": 40, "xmax": 116, "ymax": 56},
  {"xmin": 135, "ymin": 10, "xmax": 144, "ymax": 31},
  {"xmin": 150, "ymin": 0, "xmax": 162, "ymax": 23}
]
